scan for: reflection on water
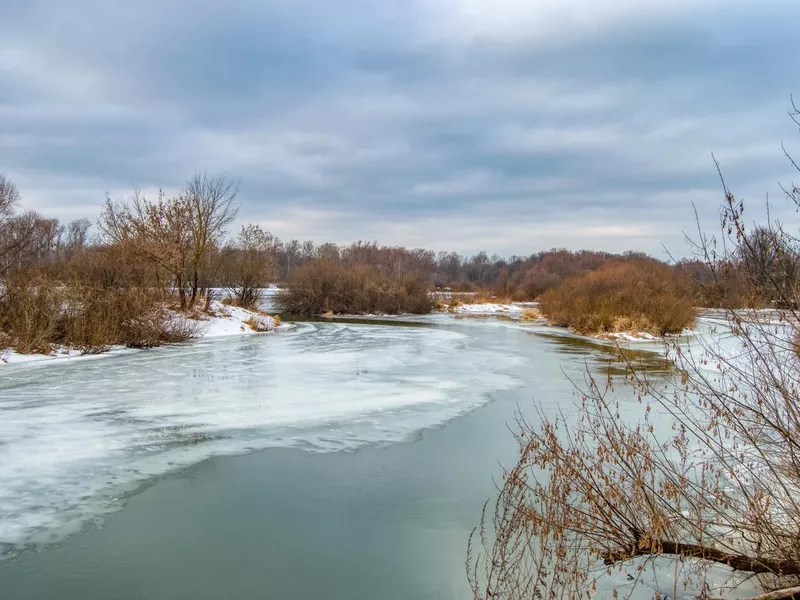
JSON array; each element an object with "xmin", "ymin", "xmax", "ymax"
[{"xmin": 532, "ymin": 331, "xmax": 674, "ymax": 376}]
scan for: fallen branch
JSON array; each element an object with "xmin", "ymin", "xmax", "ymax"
[{"xmin": 603, "ymin": 539, "xmax": 800, "ymax": 575}]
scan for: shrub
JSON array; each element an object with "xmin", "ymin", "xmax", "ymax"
[
  {"xmin": 538, "ymin": 260, "xmax": 696, "ymax": 335},
  {"xmin": 220, "ymin": 224, "xmax": 277, "ymax": 310},
  {"xmin": 0, "ymin": 274, "xmax": 61, "ymax": 353},
  {"xmin": 0, "ymin": 267, "xmax": 198, "ymax": 353},
  {"xmin": 276, "ymin": 260, "xmax": 433, "ymax": 315}
]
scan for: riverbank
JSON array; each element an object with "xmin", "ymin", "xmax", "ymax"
[{"xmin": 0, "ymin": 299, "xmax": 281, "ymax": 366}]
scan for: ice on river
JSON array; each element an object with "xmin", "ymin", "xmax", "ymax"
[{"xmin": 0, "ymin": 321, "xmax": 524, "ymax": 557}]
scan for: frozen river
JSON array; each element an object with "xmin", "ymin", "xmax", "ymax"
[{"xmin": 0, "ymin": 314, "xmax": 682, "ymax": 599}]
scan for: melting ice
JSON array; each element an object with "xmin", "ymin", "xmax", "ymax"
[{"xmin": 0, "ymin": 321, "xmax": 524, "ymax": 556}]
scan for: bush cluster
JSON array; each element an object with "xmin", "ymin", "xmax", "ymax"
[
  {"xmin": 0, "ymin": 248, "xmax": 196, "ymax": 354},
  {"xmin": 539, "ymin": 260, "xmax": 696, "ymax": 335},
  {"xmin": 276, "ymin": 260, "xmax": 433, "ymax": 315}
]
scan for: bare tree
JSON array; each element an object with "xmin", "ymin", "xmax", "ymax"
[
  {"xmin": 98, "ymin": 174, "xmax": 237, "ymax": 310},
  {"xmin": 64, "ymin": 218, "xmax": 92, "ymax": 257},
  {"xmin": 99, "ymin": 189, "xmax": 194, "ymax": 308},
  {"xmin": 282, "ymin": 239, "xmax": 301, "ymax": 279},
  {"xmin": 184, "ymin": 172, "xmax": 239, "ymax": 307},
  {"xmin": 0, "ymin": 176, "xmax": 64, "ymax": 278},
  {"xmin": 469, "ymin": 130, "xmax": 800, "ymax": 599},
  {"xmin": 735, "ymin": 226, "xmax": 799, "ymax": 305},
  {"xmin": 222, "ymin": 224, "xmax": 277, "ymax": 309},
  {"xmin": 0, "ymin": 173, "xmax": 21, "ymax": 218}
]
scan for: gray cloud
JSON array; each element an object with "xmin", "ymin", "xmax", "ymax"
[{"xmin": 2, "ymin": 0, "xmax": 799, "ymax": 257}]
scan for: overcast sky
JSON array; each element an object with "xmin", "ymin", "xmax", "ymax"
[{"xmin": 2, "ymin": 0, "xmax": 799, "ymax": 258}]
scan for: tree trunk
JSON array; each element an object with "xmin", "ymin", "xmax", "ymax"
[{"xmin": 189, "ymin": 267, "xmax": 199, "ymax": 308}]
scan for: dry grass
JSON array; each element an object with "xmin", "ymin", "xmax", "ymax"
[
  {"xmin": 521, "ymin": 307, "xmax": 542, "ymax": 321},
  {"xmin": 539, "ymin": 260, "xmax": 696, "ymax": 336}
]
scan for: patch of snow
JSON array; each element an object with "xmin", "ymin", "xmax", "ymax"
[
  {"xmin": 452, "ymin": 303, "xmax": 526, "ymax": 315},
  {"xmin": 600, "ymin": 331, "xmax": 660, "ymax": 341},
  {"xmin": 0, "ymin": 345, "xmax": 131, "ymax": 367},
  {"xmin": 192, "ymin": 300, "xmax": 280, "ymax": 338}
]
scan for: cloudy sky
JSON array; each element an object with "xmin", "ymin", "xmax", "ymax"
[{"xmin": 2, "ymin": 0, "xmax": 799, "ymax": 258}]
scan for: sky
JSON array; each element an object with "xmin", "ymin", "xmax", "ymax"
[{"xmin": 2, "ymin": 0, "xmax": 800, "ymax": 259}]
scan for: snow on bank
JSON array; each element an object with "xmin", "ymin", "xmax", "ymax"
[
  {"xmin": 185, "ymin": 300, "xmax": 280, "ymax": 338},
  {"xmin": 454, "ymin": 302, "xmax": 524, "ymax": 315},
  {"xmin": 0, "ymin": 301, "xmax": 280, "ymax": 367},
  {"xmin": 0, "ymin": 345, "xmax": 133, "ymax": 366},
  {"xmin": 445, "ymin": 302, "xmax": 540, "ymax": 316},
  {"xmin": 598, "ymin": 330, "xmax": 667, "ymax": 342}
]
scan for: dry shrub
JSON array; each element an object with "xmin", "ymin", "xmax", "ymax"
[
  {"xmin": 539, "ymin": 260, "xmax": 696, "ymax": 335},
  {"xmin": 0, "ymin": 331, "xmax": 11, "ymax": 352},
  {"xmin": 276, "ymin": 260, "xmax": 433, "ymax": 315},
  {"xmin": 0, "ymin": 247, "xmax": 198, "ymax": 353},
  {"xmin": 0, "ymin": 276, "xmax": 197, "ymax": 352},
  {"xmin": 0, "ymin": 274, "xmax": 61, "ymax": 353}
]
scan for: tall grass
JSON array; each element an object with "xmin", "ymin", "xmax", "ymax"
[
  {"xmin": 539, "ymin": 260, "xmax": 696, "ymax": 335},
  {"xmin": 276, "ymin": 260, "xmax": 433, "ymax": 315}
]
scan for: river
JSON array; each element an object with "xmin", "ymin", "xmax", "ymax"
[{"xmin": 0, "ymin": 314, "xmax": 674, "ymax": 599}]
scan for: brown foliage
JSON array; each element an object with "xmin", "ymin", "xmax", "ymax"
[
  {"xmin": 276, "ymin": 260, "xmax": 433, "ymax": 315},
  {"xmin": 539, "ymin": 260, "xmax": 696, "ymax": 335}
]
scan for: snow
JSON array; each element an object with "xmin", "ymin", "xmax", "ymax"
[
  {"xmin": 599, "ymin": 331, "xmax": 661, "ymax": 341},
  {"xmin": 451, "ymin": 302, "xmax": 529, "ymax": 315},
  {"xmin": 187, "ymin": 300, "xmax": 279, "ymax": 338}
]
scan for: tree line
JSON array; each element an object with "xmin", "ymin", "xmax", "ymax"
[{"xmin": 2, "ymin": 167, "xmax": 798, "ymax": 352}]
